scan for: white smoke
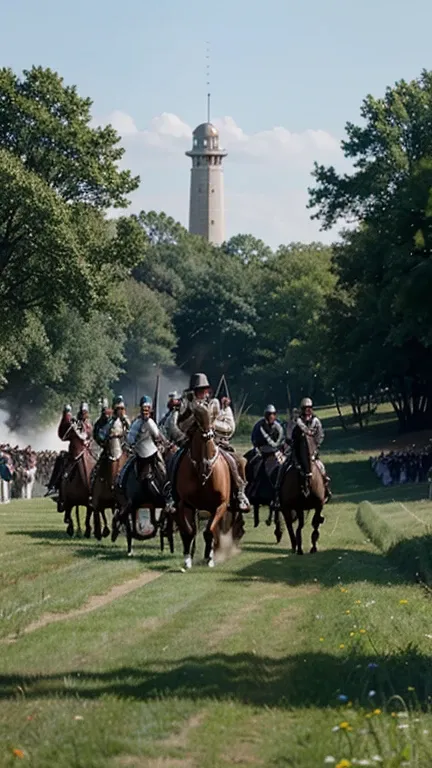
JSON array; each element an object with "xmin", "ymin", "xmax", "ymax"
[{"xmin": 0, "ymin": 409, "xmax": 63, "ymax": 452}]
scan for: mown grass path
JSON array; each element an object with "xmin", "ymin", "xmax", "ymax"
[{"xmin": 2, "ymin": 423, "xmax": 432, "ymax": 766}]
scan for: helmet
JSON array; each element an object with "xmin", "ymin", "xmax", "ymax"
[
  {"xmin": 168, "ymin": 391, "xmax": 180, "ymax": 400},
  {"xmin": 264, "ymin": 404, "xmax": 277, "ymax": 415},
  {"xmin": 101, "ymin": 397, "xmax": 109, "ymax": 410},
  {"xmin": 112, "ymin": 395, "xmax": 125, "ymax": 409},
  {"xmin": 139, "ymin": 395, "xmax": 152, "ymax": 407},
  {"xmin": 188, "ymin": 373, "xmax": 210, "ymax": 390},
  {"xmin": 300, "ymin": 397, "xmax": 313, "ymax": 409},
  {"xmin": 80, "ymin": 401, "xmax": 89, "ymax": 413}
]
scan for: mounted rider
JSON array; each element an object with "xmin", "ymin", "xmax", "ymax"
[
  {"xmin": 251, "ymin": 405, "xmax": 285, "ymax": 456},
  {"xmin": 126, "ymin": 395, "xmax": 175, "ymax": 513},
  {"xmin": 93, "ymin": 398, "xmax": 112, "ymax": 447},
  {"xmin": 297, "ymin": 397, "xmax": 331, "ymax": 501},
  {"xmin": 45, "ymin": 402, "xmax": 93, "ymax": 505},
  {"xmin": 159, "ymin": 391, "xmax": 185, "ymax": 445},
  {"xmin": 177, "ymin": 373, "xmax": 250, "ymax": 511},
  {"xmin": 97, "ymin": 395, "xmax": 131, "ymax": 457}
]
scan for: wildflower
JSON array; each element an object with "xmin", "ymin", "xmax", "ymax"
[
  {"xmin": 340, "ymin": 644, "xmax": 345, "ymax": 649},
  {"xmin": 336, "ymin": 760, "xmax": 351, "ymax": 768},
  {"xmin": 320, "ymin": 637, "xmax": 325, "ymax": 642},
  {"xmin": 337, "ymin": 694, "xmax": 349, "ymax": 703},
  {"xmin": 365, "ymin": 600, "xmax": 376, "ymax": 607},
  {"xmin": 359, "ymin": 629, "xmax": 367, "ymax": 634},
  {"xmin": 368, "ymin": 690, "xmax": 376, "ymax": 698},
  {"xmin": 397, "ymin": 712, "xmax": 409, "ymax": 718},
  {"xmin": 340, "ymin": 588, "xmax": 348, "ymax": 593},
  {"xmin": 339, "ymin": 721, "xmax": 352, "ymax": 730},
  {"xmin": 423, "ymin": 729, "xmax": 429, "ymax": 735},
  {"xmin": 345, "ymin": 610, "xmax": 351, "ymax": 615},
  {"xmin": 350, "ymin": 632, "xmax": 356, "ymax": 637},
  {"xmin": 324, "ymin": 759, "xmax": 336, "ymax": 765},
  {"xmin": 368, "ymin": 663, "xmax": 379, "ymax": 670},
  {"xmin": 373, "ymin": 709, "xmax": 382, "ymax": 716},
  {"xmin": 12, "ymin": 750, "xmax": 25, "ymax": 759},
  {"xmin": 399, "ymin": 600, "xmax": 408, "ymax": 605},
  {"xmin": 74, "ymin": 715, "xmax": 84, "ymax": 721},
  {"xmin": 355, "ymin": 600, "xmax": 362, "ymax": 605},
  {"xmin": 371, "ymin": 758, "xmax": 383, "ymax": 764},
  {"xmin": 397, "ymin": 724, "xmax": 410, "ymax": 730},
  {"xmin": 332, "ymin": 725, "xmax": 340, "ymax": 732}
]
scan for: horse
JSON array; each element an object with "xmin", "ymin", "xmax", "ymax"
[
  {"xmin": 88, "ymin": 433, "xmax": 129, "ymax": 541},
  {"xmin": 175, "ymin": 402, "xmax": 243, "ymax": 569},
  {"xmin": 244, "ymin": 448, "xmax": 284, "ymax": 530},
  {"xmin": 112, "ymin": 449, "xmax": 175, "ymax": 557},
  {"xmin": 278, "ymin": 425, "xmax": 325, "ymax": 555},
  {"xmin": 58, "ymin": 416, "xmax": 95, "ymax": 538}
]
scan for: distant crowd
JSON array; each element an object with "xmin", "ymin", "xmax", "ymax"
[
  {"xmin": 0, "ymin": 444, "xmax": 57, "ymax": 503},
  {"xmin": 370, "ymin": 444, "xmax": 432, "ymax": 486}
]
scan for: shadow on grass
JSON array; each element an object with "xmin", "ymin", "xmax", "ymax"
[
  {"xmin": 231, "ymin": 546, "xmax": 405, "ymax": 587},
  {"xmin": 1, "ymin": 648, "xmax": 431, "ymax": 709}
]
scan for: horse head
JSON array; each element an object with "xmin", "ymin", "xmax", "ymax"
[
  {"xmin": 292, "ymin": 424, "xmax": 317, "ymax": 495},
  {"xmin": 190, "ymin": 402, "xmax": 218, "ymax": 484}
]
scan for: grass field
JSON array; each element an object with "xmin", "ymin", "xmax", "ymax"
[{"xmin": 2, "ymin": 408, "xmax": 432, "ymax": 767}]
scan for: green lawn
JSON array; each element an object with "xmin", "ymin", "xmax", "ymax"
[{"xmin": 2, "ymin": 414, "xmax": 432, "ymax": 766}]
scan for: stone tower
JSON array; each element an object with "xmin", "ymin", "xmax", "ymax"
[{"xmin": 185, "ymin": 121, "xmax": 227, "ymax": 245}]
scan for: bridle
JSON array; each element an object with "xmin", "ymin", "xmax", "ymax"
[{"xmin": 188, "ymin": 422, "xmax": 219, "ymax": 485}]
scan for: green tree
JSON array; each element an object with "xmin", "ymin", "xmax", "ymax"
[{"xmin": 309, "ymin": 71, "xmax": 432, "ymax": 430}]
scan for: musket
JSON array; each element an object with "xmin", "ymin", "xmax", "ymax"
[{"xmin": 152, "ymin": 374, "xmax": 160, "ymax": 423}]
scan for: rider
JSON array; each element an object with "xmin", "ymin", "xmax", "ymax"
[
  {"xmin": 251, "ymin": 405, "xmax": 285, "ymax": 455},
  {"xmin": 46, "ymin": 402, "xmax": 92, "ymax": 506},
  {"xmin": 126, "ymin": 395, "xmax": 175, "ymax": 514},
  {"xmin": 178, "ymin": 374, "xmax": 250, "ymax": 512},
  {"xmin": 93, "ymin": 398, "xmax": 112, "ymax": 447},
  {"xmin": 160, "ymin": 391, "xmax": 185, "ymax": 446},
  {"xmin": 297, "ymin": 397, "xmax": 331, "ymax": 502},
  {"xmin": 209, "ymin": 394, "xmax": 250, "ymax": 511}
]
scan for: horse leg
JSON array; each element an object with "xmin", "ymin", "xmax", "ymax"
[
  {"xmin": 266, "ymin": 504, "xmax": 273, "ymax": 527},
  {"xmin": 125, "ymin": 514, "xmax": 133, "ymax": 557},
  {"xmin": 254, "ymin": 503, "xmax": 260, "ymax": 528},
  {"xmin": 101, "ymin": 510, "xmax": 110, "ymax": 538},
  {"xmin": 84, "ymin": 507, "xmax": 92, "ymax": 538},
  {"xmin": 208, "ymin": 502, "xmax": 228, "ymax": 567},
  {"xmin": 75, "ymin": 506, "xmax": 82, "ymax": 537},
  {"xmin": 310, "ymin": 506, "xmax": 322, "ymax": 554},
  {"xmin": 93, "ymin": 507, "xmax": 102, "ymax": 541},
  {"xmin": 65, "ymin": 507, "xmax": 73, "ymax": 537},
  {"xmin": 285, "ymin": 512, "xmax": 296, "ymax": 553},
  {"xmin": 178, "ymin": 503, "xmax": 196, "ymax": 569},
  {"xmin": 274, "ymin": 507, "xmax": 283, "ymax": 543},
  {"xmin": 296, "ymin": 509, "xmax": 305, "ymax": 555}
]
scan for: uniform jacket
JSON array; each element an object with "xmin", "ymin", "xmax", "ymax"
[
  {"xmin": 251, "ymin": 418, "xmax": 284, "ymax": 454},
  {"xmin": 127, "ymin": 416, "xmax": 164, "ymax": 458},
  {"xmin": 297, "ymin": 415, "xmax": 324, "ymax": 448}
]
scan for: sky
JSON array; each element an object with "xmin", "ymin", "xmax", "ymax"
[{"xmin": 1, "ymin": 0, "xmax": 432, "ymax": 246}]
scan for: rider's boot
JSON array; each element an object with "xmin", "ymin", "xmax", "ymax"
[
  {"xmin": 160, "ymin": 482, "xmax": 176, "ymax": 534},
  {"xmin": 235, "ymin": 480, "xmax": 250, "ymax": 512}
]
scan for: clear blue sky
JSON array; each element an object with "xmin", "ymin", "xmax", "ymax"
[{"xmin": 1, "ymin": 0, "xmax": 431, "ymax": 244}]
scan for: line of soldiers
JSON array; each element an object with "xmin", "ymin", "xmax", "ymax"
[{"xmin": 45, "ymin": 374, "xmax": 329, "ymax": 516}]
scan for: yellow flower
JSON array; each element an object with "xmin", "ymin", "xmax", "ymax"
[
  {"xmin": 320, "ymin": 637, "xmax": 325, "ymax": 642},
  {"xmin": 359, "ymin": 629, "xmax": 367, "ymax": 634},
  {"xmin": 355, "ymin": 600, "xmax": 362, "ymax": 605},
  {"xmin": 12, "ymin": 750, "xmax": 25, "ymax": 759},
  {"xmin": 340, "ymin": 588, "xmax": 348, "ymax": 593},
  {"xmin": 336, "ymin": 759, "xmax": 352, "ymax": 768},
  {"xmin": 339, "ymin": 643, "xmax": 345, "ymax": 649},
  {"xmin": 349, "ymin": 631, "xmax": 356, "ymax": 637},
  {"xmin": 365, "ymin": 713, "xmax": 372, "ymax": 719},
  {"xmin": 339, "ymin": 721, "xmax": 351, "ymax": 730},
  {"xmin": 391, "ymin": 712, "xmax": 397, "ymax": 717},
  {"xmin": 345, "ymin": 610, "xmax": 351, "ymax": 615},
  {"xmin": 373, "ymin": 709, "xmax": 382, "ymax": 715},
  {"xmin": 399, "ymin": 599, "xmax": 408, "ymax": 605}
]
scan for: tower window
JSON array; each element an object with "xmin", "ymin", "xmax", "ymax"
[
  {"xmin": 211, "ymin": 188, "xmax": 214, "ymax": 193},
  {"xmin": 211, "ymin": 219, "xmax": 215, "ymax": 225},
  {"xmin": 203, "ymin": 138, "xmax": 207, "ymax": 146}
]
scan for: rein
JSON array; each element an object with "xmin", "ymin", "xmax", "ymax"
[{"xmin": 188, "ymin": 426, "xmax": 219, "ymax": 485}]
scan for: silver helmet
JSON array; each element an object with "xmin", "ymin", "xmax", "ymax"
[
  {"xmin": 300, "ymin": 397, "xmax": 313, "ymax": 408},
  {"xmin": 264, "ymin": 404, "xmax": 277, "ymax": 415}
]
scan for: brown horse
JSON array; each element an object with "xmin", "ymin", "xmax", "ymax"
[
  {"xmin": 278, "ymin": 425, "xmax": 325, "ymax": 555},
  {"xmin": 58, "ymin": 414, "xmax": 95, "ymax": 537},
  {"xmin": 175, "ymin": 402, "xmax": 242, "ymax": 569},
  {"xmin": 89, "ymin": 433, "xmax": 129, "ymax": 541}
]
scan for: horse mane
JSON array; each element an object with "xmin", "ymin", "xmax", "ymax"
[{"xmin": 292, "ymin": 424, "xmax": 313, "ymax": 476}]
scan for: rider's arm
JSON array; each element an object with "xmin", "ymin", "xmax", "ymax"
[
  {"xmin": 259, "ymin": 425, "xmax": 278, "ymax": 449},
  {"xmin": 314, "ymin": 419, "xmax": 325, "ymax": 447},
  {"xmin": 127, "ymin": 419, "xmax": 140, "ymax": 447}
]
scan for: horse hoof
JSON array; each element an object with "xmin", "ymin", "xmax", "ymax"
[
  {"xmin": 297, "ymin": 550, "xmax": 304, "ymax": 556},
  {"xmin": 66, "ymin": 524, "xmax": 73, "ymax": 537},
  {"xmin": 75, "ymin": 530, "xmax": 82, "ymax": 539},
  {"xmin": 310, "ymin": 547, "xmax": 317, "ymax": 554},
  {"xmin": 184, "ymin": 556, "xmax": 192, "ymax": 569},
  {"xmin": 253, "ymin": 521, "xmax": 259, "ymax": 528},
  {"xmin": 207, "ymin": 558, "xmax": 215, "ymax": 568},
  {"xmin": 127, "ymin": 550, "xmax": 134, "ymax": 558},
  {"xmin": 265, "ymin": 518, "xmax": 272, "ymax": 526},
  {"xmin": 84, "ymin": 526, "xmax": 91, "ymax": 539},
  {"xmin": 111, "ymin": 528, "xmax": 119, "ymax": 543},
  {"xmin": 102, "ymin": 526, "xmax": 110, "ymax": 538},
  {"xmin": 291, "ymin": 547, "xmax": 296, "ymax": 554},
  {"xmin": 275, "ymin": 529, "xmax": 283, "ymax": 544}
]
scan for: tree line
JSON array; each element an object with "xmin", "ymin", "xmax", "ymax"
[{"xmin": 1, "ymin": 65, "xmax": 431, "ymax": 432}]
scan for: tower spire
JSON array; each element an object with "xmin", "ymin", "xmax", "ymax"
[{"xmin": 206, "ymin": 41, "xmax": 211, "ymax": 123}]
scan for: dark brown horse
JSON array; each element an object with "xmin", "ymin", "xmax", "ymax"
[
  {"xmin": 175, "ymin": 402, "xmax": 242, "ymax": 568},
  {"xmin": 58, "ymin": 414, "xmax": 95, "ymax": 537},
  {"xmin": 278, "ymin": 425, "xmax": 325, "ymax": 555},
  {"xmin": 89, "ymin": 433, "xmax": 129, "ymax": 541}
]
